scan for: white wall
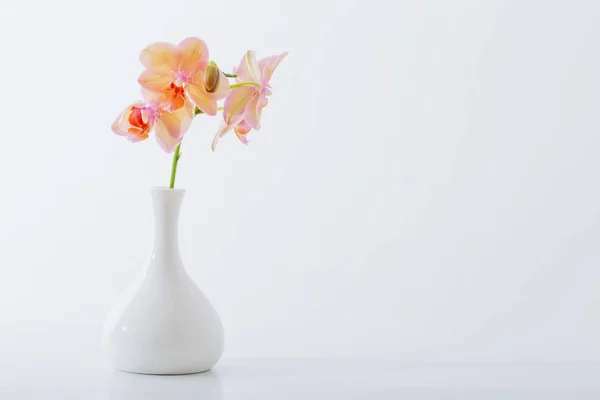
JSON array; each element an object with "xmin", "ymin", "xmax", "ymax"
[{"xmin": 0, "ymin": 0, "xmax": 598, "ymax": 362}]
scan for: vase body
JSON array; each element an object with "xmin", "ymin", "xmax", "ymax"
[{"xmin": 102, "ymin": 188, "xmax": 224, "ymax": 374}]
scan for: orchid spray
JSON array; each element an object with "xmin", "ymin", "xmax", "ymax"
[{"xmin": 112, "ymin": 37, "xmax": 287, "ymax": 188}]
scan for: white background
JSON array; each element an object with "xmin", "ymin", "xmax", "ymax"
[{"xmin": 0, "ymin": 0, "xmax": 598, "ymax": 364}]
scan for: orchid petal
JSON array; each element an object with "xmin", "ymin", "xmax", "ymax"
[
  {"xmin": 211, "ymin": 121, "xmax": 234, "ymax": 151},
  {"xmin": 235, "ymin": 120, "xmax": 252, "ymax": 135},
  {"xmin": 138, "ymin": 66, "xmax": 172, "ymax": 92},
  {"xmin": 186, "ymin": 83, "xmax": 218, "ymax": 115},
  {"xmin": 111, "ymin": 114, "xmax": 129, "ymax": 136},
  {"xmin": 140, "ymin": 42, "xmax": 178, "ymax": 69},
  {"xmin": 141, "ymin": 88, "xmax": 161, "ymax": 103},
  {"xmin": 154, "ymin": 125, "xmax": 182, "ymax": 153},
  {"xmin": 234, "ymin": 50, "xmax": 261, "ymax": 83},
  {"xmin": 155, "ymin": 100, "xmax": 193, "ymax": 138},
  {"xmin": 258, "ymin": 52, "xmax": 288, "ymax": 85},
  {"xmin": 112, "ymin": 102, "xmax": 152, "ymax": 143},
  {"xmin": 178, "ymin": 37, "xmax": 209, "ymax": 74},
  {"xmin": 234, "ymin": 120, "xmax": 252, "ymax": 145},
  {"xmin": 235, "ymin": 131, "xmax": 249, "ymax": 145},
  {"xmin": 223, "ymin": 86, "xmax": 256, "ymax": 125},
  {"xmin": 243, "ymin": 92, "xmax": 262, "ymax": 130},
  {"xmin": 153, "ymin": 102, "xmax": 193, "ymax": 152}
]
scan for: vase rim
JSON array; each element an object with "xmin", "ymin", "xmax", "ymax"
[{"xmin": 151, "ymin": 187, "xmax": 186, "ymax": 192}]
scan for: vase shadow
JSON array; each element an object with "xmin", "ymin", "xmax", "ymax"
[{"xmin": 108, "ymin": 369, "xmax": 223, "ymax": 400}]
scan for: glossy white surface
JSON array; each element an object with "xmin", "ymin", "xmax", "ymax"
[
  {"xmin": 102, "ymin": 188, "xmax": 224, "ymax": 374},
  {"xmin": 1, "ymin": 354, "xmax": 600, "ymax": 400},
  {"xmin": 2, "ymin": 320, "xmax": 600, "ymax": 399}
]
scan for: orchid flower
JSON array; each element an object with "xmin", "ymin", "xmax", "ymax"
[
  {"xmin": 113, "ymin": 37, "xmax": 287, "ymax": 189},
  {"xmin": 112, "ymin": 90, "xmax": 194, "ymax": 153},
  {"xmin": 138, "ymin": 37, "xmax": 230, "ymax": 115},
  {"xmin": 211, "ymin": 51, "xmax": 288, "ymax": 151}
]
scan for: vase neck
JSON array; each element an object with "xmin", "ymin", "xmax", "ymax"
[{"xmin": 150, "ymin": 188, "xmax": 185, "ymax": 267}]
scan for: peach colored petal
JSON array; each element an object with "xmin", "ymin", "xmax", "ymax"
[
  {"xmin": 211, "ymin": 121, "xmax": 234, "ymax": 151},
  {"xmin": 170, "ymin": 100, "xmax": 194, "ymax": 138},
  {"xmin": 181, "ymin": 99, "xmax": 195, "ymax": 120},
  {"xmin": 185, "ymin": 83, "xmax": 218, "ymax": 116},
  {"xmin": 235, "ymin": 131, "xmax": 249, "ymax": 145},
  {"xmin": 243, "ymin": 92, "xmax": 262, "ymax": 130},
  {"xmin": 112, "ymin": 104, "xmax": 131, "ymax": 134},
  {"xmin": 153, "ymin": 102, "xmax": 193, "ymax": 153},
  {"xmin": 234, "ymin": 50, "xmax": 261, "ymax": 83},
  {"xmin": 127, "ymin": 127, "xmax": 149, "ymax": 142},
  {"xmin": 154, "ymin": 124, "xmax": 181, "ymax": 153},
  {"xmin": 234, "ymin": 120, "xmax": 252, "ymax": 145},
  {"xmin": 113, "ymin": 103, "xmax": 144, "ymax": 132},
  {"xmin": 224, "ymin": 86, "xmax": 256, "ymax": 125},
  {"xmin": 256, "ymin": 94, "xmax": 269, "ymax": 125},
  {"xmin": 140, "ymin": 42, "xmax": 179, "ymax": 69},
  {"xmin": 235, "ymin": 133, "xmax": 249, "ymax": 145},
  {"xmin": 111, "ymin": 114, "xmax": 128, "ymax": 136},
  {"xmin": 141, "ymin": 88, "xmax": 162, "ymax": 103},
  {"xmin": 235, "ymin": 120, "xmax": 252, "ymax": 135},
  {"xmin": 156, "ymin": 104, "xmax": 192, "ymax": 138},
  {"xmin": 259, "ymin": 95, "xmax": 269, "ymax": 108},
  {"xmin": 178, "ymin": 37, "xmax": 209, "ymax": 75},
  {"xmin": 112, "ymin": 102, "xmax": 152, "ymax": 143},
  {"xmin": 138, "ymin": 66, "xmax": 172, "ymax": 92},
  {"xmin": 258, "ymin": 52, "xmax": 288, "ymax": 85}
]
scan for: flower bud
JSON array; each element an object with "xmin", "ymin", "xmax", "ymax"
[{"xmin": 204, "ymin": 61, "xmax": 221, "ymax": 93}]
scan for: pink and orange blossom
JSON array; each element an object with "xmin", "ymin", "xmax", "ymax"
[
  {"xmin": 112, "ymin": 37, "xmax": 287, "ymax": 188},
  {"xmin": 111, "ymin": 101, "xmax": 152, "ymax": 143},
  {"xmin": 211, "ymin": 50, "xmax": 287, "ymax": 151},
  {"xmin": 138, "ymin": 38, "xmax": 230, "ymax": 115},
  {"xmin": 112, "ymin": 90, "xmax": 194, "ymax": 153}
]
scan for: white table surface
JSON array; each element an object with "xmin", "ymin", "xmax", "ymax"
[
  {"xmin": 1, "ymin": 332, "xmax": 600, "ymax": 399},
  {"xmin": 3, "ymin": 358, "xmax": 600, "ymax": 399}
]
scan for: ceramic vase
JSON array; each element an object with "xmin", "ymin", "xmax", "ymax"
[{"xmin": 102, "ymin": 188, "xmax": 224, "ymax": 374}]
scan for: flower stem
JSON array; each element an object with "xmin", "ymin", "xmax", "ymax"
[
  {"xmin": 169, "ymin": 143, "xmax": 182, "ymax": 189},
  {"xmin": 224, "ymin": 72, "xmax": 238, "ymax": 78},
  {"xmin": 229, "ymin": 81, "xmax": 261, "ymax": 89},
  {"xmin": 194, "ymin": 106, "xmax": 223, "ymax": 116},
  {"xmin": 168, "ymin": 106, "xmax": 225, "ymax": 188}
]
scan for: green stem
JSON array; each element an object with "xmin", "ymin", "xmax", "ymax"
[
  {"xmin": 169, "ymin": 105, "xmax": 226, "ymax": 187},
  {"xmin": 229, "ymin": 81, "xmax": 261, "ymax": 89},
  {"xmin": 224, "ymin": 72, "xmax": 238, "ymax": 78},
  {"xmin": 194, "ymin": 106, "xmax": 223, "ymax": 116},
  {"xmin": 169, "ymin": 143, "xmax": 182, "ymax": 189}
]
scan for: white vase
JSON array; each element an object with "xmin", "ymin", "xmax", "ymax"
[{"xmin": 102, "ymin": 188, "xmax": 224, "ymax": 375}]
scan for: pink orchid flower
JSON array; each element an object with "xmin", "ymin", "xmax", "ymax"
[
  {"xmin": 112, "ymin": 90, "xmax": 194, "ymax": 153},
  {"xmin": 211, "ymin": 50, "xmax": 287, "ymax": 151},
  {"xmin": 138, "ymin": 37, "xmax": 230, "ymax": 115}
]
